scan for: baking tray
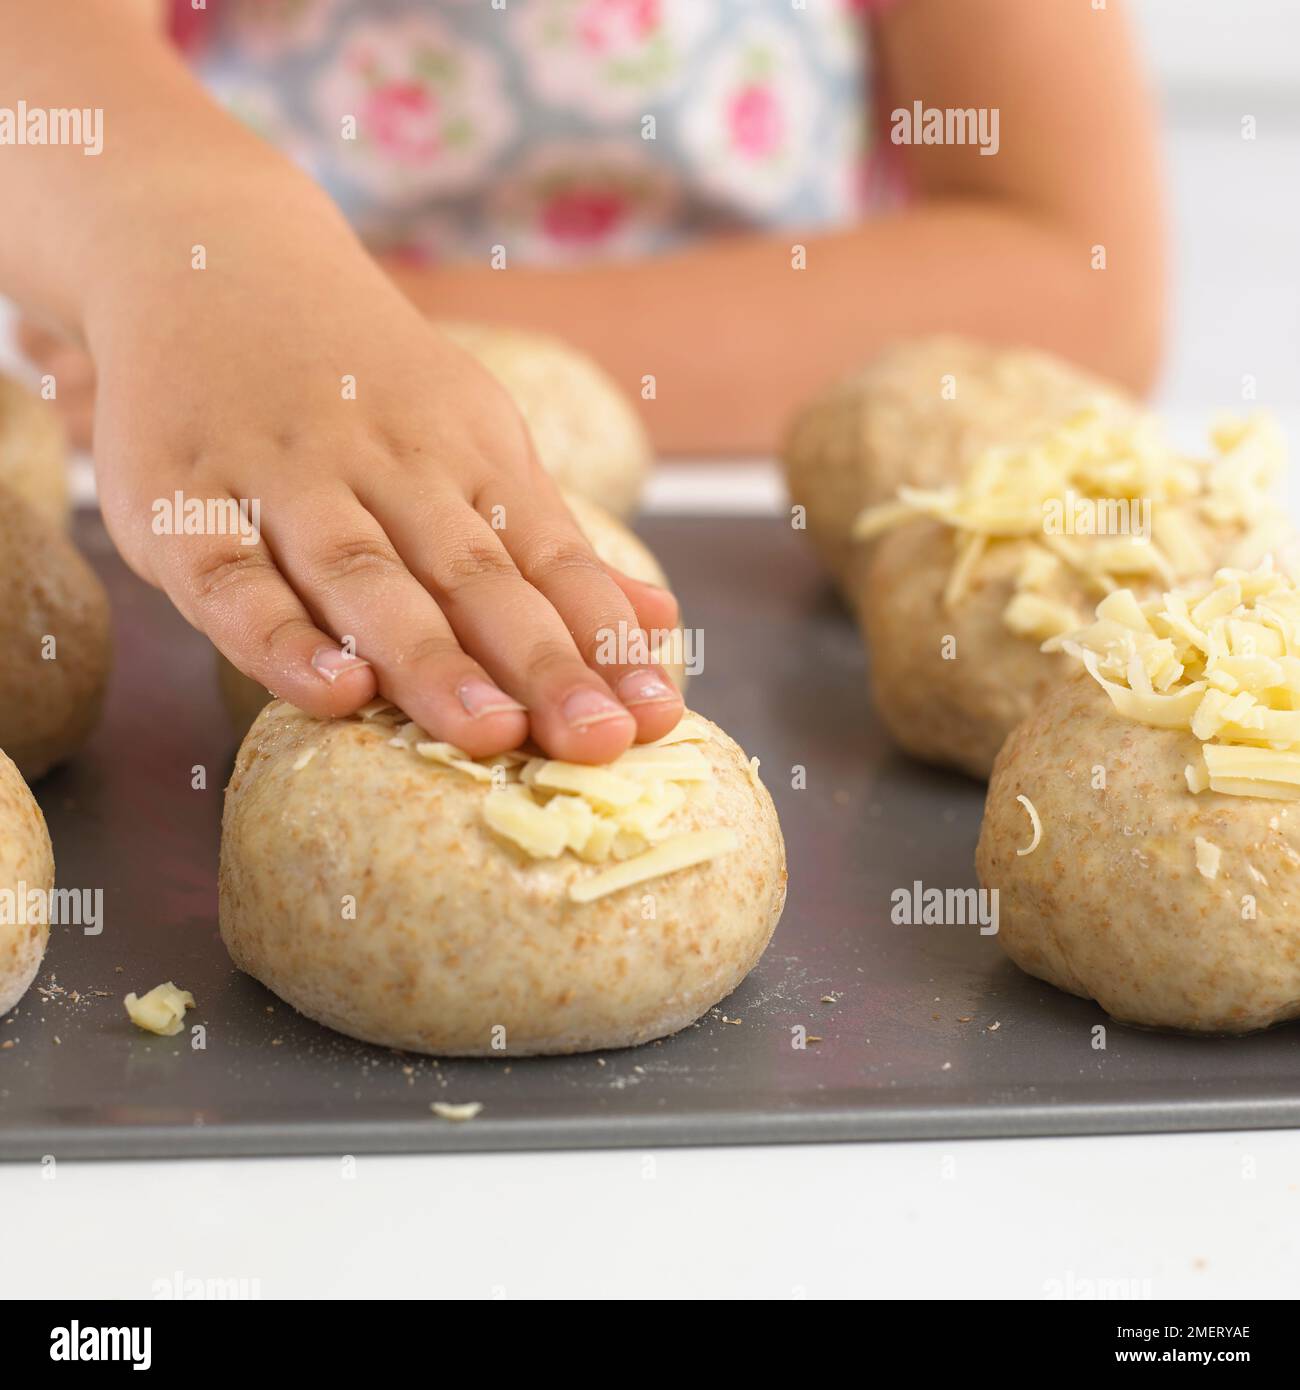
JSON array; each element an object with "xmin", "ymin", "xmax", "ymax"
[{"xmin": 3, "ymin": 511, "xmax": 1300, "ymax": 1161}]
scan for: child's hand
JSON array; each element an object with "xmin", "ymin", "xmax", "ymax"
[
  {"xmin": 15, "ymin": 318, "xmax": 96, "ymax": 451},
  {"xmin": 86, "ymin": 238, "xmax": 683, "ymax": 764}
]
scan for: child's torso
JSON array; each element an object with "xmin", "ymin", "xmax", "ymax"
[{"xmin": 183, "ymin": 0, "xmax": 878, "ymax": 263}]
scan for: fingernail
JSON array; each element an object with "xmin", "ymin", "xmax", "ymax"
[
  {"xmin": 617, "ymin": 669, "xmax": 677, "ymax": 706},
  {"xmin": 312, "ymin": 645, "xmax": 371, "ymax": 683},
  {"xmin": 563, "ymin": 686, "xmax": 633, "ymax": 729},
  {"xmin": 458, "ymin": 678, "xmax": 526, "ymax": 718}
]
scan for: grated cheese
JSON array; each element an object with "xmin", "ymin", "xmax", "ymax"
[
  {"xmin": 530, "ymin": 760, "xmax": 644, "ymax": 807},
  {"xmin": 415, "ymin": 742, "xmax": 499, "ymax": 783},
  {"xmin": 1184, "ymin": 761, "xmax": 1210, "ymax": 794},
  {"xmin": 124, "ymin": 982, "xmax": 195, "ymax": 1037},
  {"xmin": 430, "ymin": 1101, "xmax": 482, "ymax": 1122},
  {"xmin": 1016, "ymin": 794, "xmax": 1042, "ymax": 855},
  {"xmin": 852, "ymin": 408, "xmax": 1288, "ymax": 641},
  {"xmin": 568, "ymin": 830, "xmax": 740, "ymax": 905},
  {"xmin": 1194, "ymin": 836, "xmax": 1222, "ymax": 880},
  {"xmin": 356, "ymin": 699, "xmax": 398, "ymax": 722},
  {"xmin": 646, "ymin": 716, "xmax": 712, "ymax": 746},
  {"xmin": 353, "ymin": 708, "xmax": 738, "ymax": 899},
  {"xmin": 1004, "ymin": 591, "xmax": 1083, "ymax": 642},
  {"xmin": 1048, "ymin": 557, "xmax": 1300, "ymax": 800}
]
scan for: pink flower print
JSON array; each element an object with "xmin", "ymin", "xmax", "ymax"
[
  {"xmin": 362, "ymin": 80, "xmax": 441, "ymax": 166},
  {"xmin": 576, "ymin": 0, "xmax": 662, "ymax": 55},
  {"xmin": 540, "ymin": 184, "xmax": 630, "ymax": 245},
  {"xmin": 727, "ymin": 81, "xmax": 783, "ymax": 160}
]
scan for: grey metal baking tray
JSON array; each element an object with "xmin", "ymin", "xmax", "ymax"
[{"xmin": 3, "ymin": 511, "xmax": 1300, "ymax": 1160}]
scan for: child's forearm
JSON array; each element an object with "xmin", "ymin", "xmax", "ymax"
[
  {"xmin": 0, "ymin": 0, "xmax": 353, "ymax": 340},
  {"xmin": 384, "ymin": 202, "xmax": 1158, "ymax": 457},
  {"xmin": 1, "ymin": 2, "xmax": 689, "ymax": 765}
]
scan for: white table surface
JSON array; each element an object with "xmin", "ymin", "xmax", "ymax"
[{"xmin": 2, "ymin": 1128, "xmax": 1297, "ymax": 1300}]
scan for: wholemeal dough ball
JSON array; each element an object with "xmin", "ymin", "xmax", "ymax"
[
  {"xmin": 857, "ymin": 520, "xmax": 1077, "ymax": 780},
  {"xmin": 0, "ymin": 748, "xmax": 55, "ymax": 1017},
  {"xmin": 0, "ymin": 484, "xmax": 111, "ymax": 780},
  {"xmin": 854, "ymin": 413, "xmax": 1295, "ymax": 780},
  {"xmin": 856, "ymin": 512, "xmax": 1246, "ymax": 781},
  {"xmin": 215, "ymin": 489, "xmax": 686, "ymax": 739},
  {"xmin": 0, "ymin": 375, "xmax": 69, "ymax": 530},
  {"xmin": 220, "ymin": 704, "xmax": 787, "ymax": 1054},
  {"xmin": 559, "ymin": 492, "xmax": 689, "ymax": 693},
  {"xmin": 781, "ymin": 337, "xmax": 1132, "ymax": 585},
  {"xmin": 857, "ymin": 514, "xmax": 1283, "ymax": 781},
  {"xmin": 439, "ymin": 321, "xmax": 651, "ymax": 517},
  {"xmin": 977, "ymin": 672, "xmax": 1300, "ymax": 1033},
  {"xmin": 561, "ymin": 489, "xmax": 673, "ymax": 603},
  {"xmin": 216, "ymin": 651, "xmax": 273, "ymax": 746}
]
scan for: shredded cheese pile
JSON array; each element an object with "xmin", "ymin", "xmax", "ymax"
[
  {"xmin": 1046, "ymin": 558, "xmax": 1300, "ymax": 800},
  {"xmin": 853, "ymin": 408, "xmax": 1288, "ymax": 641},
  {"xmin": 345, "ymin": 701, "xmax": 739, "ymax": 902}
]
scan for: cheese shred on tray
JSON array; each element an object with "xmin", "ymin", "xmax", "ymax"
[
  {"xmin": 351, "ymin": 706, "xmax": 739, "ymax": 901},
  {"xmin": 1047, "ymin": 557, "xmax": 1300, "ymax": 801},
  {"xmin": 852, "ymin": 407, "xmax": 1288, "ymax": 641}
]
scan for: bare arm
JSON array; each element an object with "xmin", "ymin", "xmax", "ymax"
[
  {"xmin": 384, "ymin": 0, "xmax": 1164, "ymax": 455},
  {"xmin": 0, "ymin": 1, "xmax": 352, "ymax": 338},
  {"xmin": 0, "ymin": 0, "xmax": 685, "ymax": 764}
]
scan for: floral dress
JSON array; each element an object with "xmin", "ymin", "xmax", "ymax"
[{"xmin": 173, "ymin": 0, "xmax": 895, "ymax": 265}]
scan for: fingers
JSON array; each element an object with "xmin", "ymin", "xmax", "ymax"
[
  {"xmin": 105, "ymin": 449, "xmax": 684, "ymax": 764},
  {"xmin": 148, "ymin": 502, "xmax": 377, "ymax": 719},
  {"xmin": 484, "ymin": 484, "xmax": 684, "ymax": 742},
  {"xmin": 15, "ymin": 318, "xmax": 67, "ymax": 364},
  {"xmin": 372, "ymin": 484, "xmax": 642, "ymax": 763},
  {"xmin": 602, "ymin": 566, "xmax": 683, "ymax": 676},
  {"xmin": 265, "ymin": 486, "xmax": 528, "ymax": 758},
  {"xmin": 16, "ymin": 318, "xmax": 97, "ymax": 450}
]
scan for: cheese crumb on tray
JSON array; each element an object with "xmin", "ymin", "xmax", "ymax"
[
  {"xmin": 124, "ymin": 982, "xmax": 195, "ymax": 1036},
  {"xmin": 431, "ymin": 1101, "xmax": 483, "ymax": 1122}
]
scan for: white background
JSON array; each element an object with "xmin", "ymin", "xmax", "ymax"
[
  {"xmin": 1134, "ymin": 0, "xmax": 1300, "ymax": 96},
  {"xmin": 4, "ymin": 1, "xmax": 1300, "ymax": 1300},
  {"xmin": 1136, "ymin": 0, "xmax": 1300, "ymax": 475}
]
